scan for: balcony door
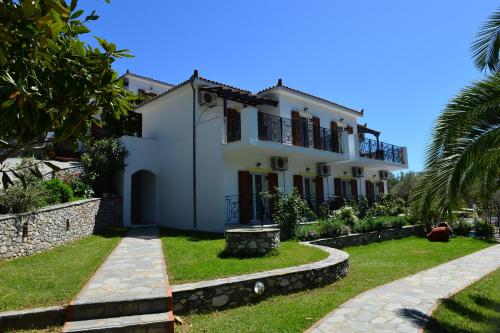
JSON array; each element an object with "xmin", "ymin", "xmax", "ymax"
[
  {"xmin": 250, "ymin": 173, "xmax": 268, "ymax": 222},
  {"xmin": 303, "ymin": 177, "xmax": 317, "ymax": 210}
]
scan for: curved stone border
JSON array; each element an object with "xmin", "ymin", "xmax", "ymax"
[
  {"xmin": 171, "ymin": 243, "xmax": 349, "ymax": 315},
  {"xmin": 310, "ymin": 225, "xmax": 424, "ymax": 249}
]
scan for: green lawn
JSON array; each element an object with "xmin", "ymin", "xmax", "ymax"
[
  {"xmin": 175, "ymin": 236, "xmax": 493, "ymax": 333},
  {"xmin": 160, "ymin": 228, "xmax": 329, "ymax": 284},
  {"xmin": 425, "ymin": 268, "xmax": 500, "ymax": 333},
  {"xmin": 0, "ymin": 229, "xmax": 126, "ymax": 312}
]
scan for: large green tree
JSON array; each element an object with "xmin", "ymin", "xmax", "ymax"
[
  {"xmin": 411, "ymin": 8, "xmax": 500, "ymax": 224},
  {"xmin": 0, "ymin": 0, "xmax": 133, "ymax": 166}
]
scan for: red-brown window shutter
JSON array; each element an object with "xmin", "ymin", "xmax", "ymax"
[
  {"xmin": 312, "ymin": 117, "xmax": 321, "ymax": 149},
  {"xmin": 366, "ymin": 180, "xmax": 374, "ymax": 204},
  {"xmin": 268, "ymin": 173, "xmax": 279, "ymax": 220},
  {"xmin": 315, "ymin": 176, "xmax": 324, "ymax": 205},
  {"xmin": 331, "ymin": 122, "xmax": 339, "ymax": 153},
  {"xmin": 379, "ymin": 181, "xmax": 385, "ymax": 194},
  {"xmin": 293, "ymin": 175, "xmax": 303, "ymax": 196},
  {"xmin": 291, "ymin": 111, "xmax": 300, "ymax": 146},
  {"xmin": 334, "ymin": 178, "xmax": 342, "ymax": 198},
  {"xmin": 351, "ymin": 178, "xmax": 358, "ymax": 201},
  {"xmin": 238, "ymin": 171, "xmax": 252, "ymax": 224}
]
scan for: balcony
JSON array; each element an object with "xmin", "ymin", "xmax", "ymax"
[
  {"xmin": 257, "ymin": 112, "xmax": 343, "ymax": 154},
  {"xmin": 359, "ymin": 138, "xmax": 405, "ymax": 164}
]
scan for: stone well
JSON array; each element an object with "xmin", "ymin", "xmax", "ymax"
[{"xmin": 225, "ymin": 228, "xmax": 280, "ymax": 256}]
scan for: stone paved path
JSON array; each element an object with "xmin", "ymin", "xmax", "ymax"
[
  {"xmin": 306, "ymin": 244, "xmax": 500, "ymax": 333},
  {"xmin": 72, "ymin": 227, "xmax": 168, "ymax": 305}
]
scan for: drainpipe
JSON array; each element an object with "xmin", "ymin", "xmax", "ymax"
[{"xmin": 190, "ymin": 69, "xmax": 198, "ymax": 229}]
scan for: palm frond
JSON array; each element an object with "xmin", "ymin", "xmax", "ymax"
[{"xmin": 472, "ymin": 8, "xmax": 500, "ymax": 73}]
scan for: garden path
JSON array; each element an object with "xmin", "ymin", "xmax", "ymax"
[{"xmin": 306, "ymin": 243, "xmax": 500, "ymax": 333}]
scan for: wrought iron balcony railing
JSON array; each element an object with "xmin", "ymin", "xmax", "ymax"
[
  {"xmin": 257, "ymin": 112, "xmax": 343, "ymax": 153},
  {"xmin": 359, "ymin": 138, "xmax": 405, "ymax": 164}
]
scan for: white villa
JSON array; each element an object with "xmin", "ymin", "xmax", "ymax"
[{"xmin": 117, "ymin": 70, "xmax": 408, "ymax": 232}]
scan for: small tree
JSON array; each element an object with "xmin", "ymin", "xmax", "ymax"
[
  {"xmin": 80, "ymin": 139, "xmax": 127, "ymax": 196},
  {"xmin": 0, "ymin": 0, "xmax": 133, "ymax": 166},
  {"xmin": 271, "ymin": 188, "xmax": 313, "ymax": 240}
]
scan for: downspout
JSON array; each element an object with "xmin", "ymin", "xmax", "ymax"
[{"xmin": 190, "ymin": 70, "xmax": 198, "ymax": 229}]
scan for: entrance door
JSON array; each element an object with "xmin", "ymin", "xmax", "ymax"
[
  {"xmin": 251, "ymin": 174, "xmax": 268, "ymax": 222},
  {"xmin": 303, "ymin": 177, "xmax": 316, "ymax": 210}
]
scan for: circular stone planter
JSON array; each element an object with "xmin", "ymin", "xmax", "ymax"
[{"xmin": 225, "ymin": 228, "xmax": 280, "ymax": 256}]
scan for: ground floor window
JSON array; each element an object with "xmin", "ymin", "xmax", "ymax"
[{"xmin": 341, "ymin": 179, "xmax": 353, "ymax": 201}]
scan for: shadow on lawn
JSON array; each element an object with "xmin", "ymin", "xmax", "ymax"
[{"xmin": 396, "ymin": 308, "xmax": 469, "ymax": 333}]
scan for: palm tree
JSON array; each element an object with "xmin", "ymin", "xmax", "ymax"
[{"xmin": 411, "ymin": 8, "xmax": 500, "ymax": 225}]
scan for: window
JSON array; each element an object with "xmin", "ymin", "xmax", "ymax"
[{"xmin": 341, "ymin": 180, "xmax": 352, "ymax": 201}]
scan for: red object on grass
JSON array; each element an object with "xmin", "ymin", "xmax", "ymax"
[{"xmin": 427, "ymin": 226, "xmax": 451, "ymax": 242}]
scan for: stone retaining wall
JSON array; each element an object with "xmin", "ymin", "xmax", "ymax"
[
  {"xmin": 0, "ymin": 198, "xmax": 122, "ymax": 259},
  {"xmin": 225, "ymin": 228, "xmax": 280, "ymax": 256},
  {"xmin": 310, "ymin": 224, "xmax": 425, "ymax": 249},
  {"xmin": 171, "ymin": 244, "xmax": 349, "ymax": 315}
]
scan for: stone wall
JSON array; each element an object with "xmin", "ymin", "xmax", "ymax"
[
  {"xmin": 0, "ymin": 198, "xmax": 122, "ymax": 260},
  {"xmin": 310, "ymin": 225, "xmax": 425, "ymax": 249},
  {"xmin": 225, "ymin": 228, "xmax": 280, "ymax": 256},
  {"xmin": 172, "ymin": 244, "xmax": 349, "ymax": 315}
]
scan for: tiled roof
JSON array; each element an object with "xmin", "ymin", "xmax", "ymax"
[
  {"xmin": 135, "ymin": 75, "xmax": 257, "ymax": 110},
  {"xmin": 122, "ymin": 72, "xmax": 175, "ymax": 87},
  {"xmin": 257, "ymin": 84, "xmax": 363, "ymax": 116}
]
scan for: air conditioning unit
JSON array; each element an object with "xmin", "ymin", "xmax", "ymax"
[
  {"xmin": 271, "ymin": 156, "xmax": 288, "ymax": 171},
  {"xmin": 352, "ymin": 166, "xmax": 364, "ymax": 178},
  {"xmin": 198, "ymin": 91, "xmax": 218, "ymax": 107},
  {"xmin": 317, "ymin": 163, "xmax": 331, "ymax": 177},
  {"xmin": 379, "ymin": 170, "xmax": 389, "ymax": 180}
]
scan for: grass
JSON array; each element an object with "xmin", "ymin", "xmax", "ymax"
[
  {"xmin": 175, "ymin": 236, "xmax": 493, "ymax": 333},
  {"xmin": 424, "ymin": 268, "xmax": 500, "ymax": 333},
  {"xmin": 0, "ymin": 228, "xmax": 126, "ymax": 312},
  {"xmin": 160, "ymin": 228, "xmax": 329, "ymax": 284}
]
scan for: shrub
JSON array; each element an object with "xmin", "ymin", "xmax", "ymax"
[
  {"xmin": 56, "ymin": 171, "xmax": 94, "ymax": 198},
  {"xmin": 271, "ymin": 188, "xmax": 313, "ymax": 240},
  {"xmin": 353, "ymin": 215, "xmax": 409, "ymax": 233},
  {"xmin": 318, "ymin": 218, "xmax": 350, "ymax": 238},
  {"xmin": 42, "ymin": 178, "xmax": 74, "ymax": 204},
  {"xmin": 335, "ymin": 206, "xmax": 358, "ymax": 228},
  {"xmin": 0, "ymin": 183, "xmax": 46, "ymax": 213},
  {"xmin": 295, "ymin": 224, "xmax": 320, "ymax": 241},
  {"xmin": 474, "ymin": 219, "xmax": 495, "ymax": 239},
  {"xmin": 81, "ymin": 138, "xmax": 127, "ymax": 195},
  {"xmin": 452, "ymin": 219, "xmax": 473, "ymax": 236},
  {"xmin": 367, "ymin": 194, "xmax": 405, "ymax": 217},
  {"xmin": 346, "ymin": 197, "xmax": 369, "ymax": 218}
]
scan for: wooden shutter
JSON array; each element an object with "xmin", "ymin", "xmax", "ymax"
[
  {"xmin": 333, "ymin": 178, "xmax": 342, "ymax": 210},
  {"xmin": 312, "ymin": 117, "xmax": 321, "ymax": 149},
  {"xmin": 268, "ymin": 173, "xmax": 279, "ymax": 220},
  {"xmin": 351, "ymin": 178, "xmax": 358, "ymax": 201},
  {"xmin": 293, "ymin": 175, "xmax": 303, "ymax": 196},
  {"xmin": 315, "ymin": 176, "xmax": 324, "ymax": 205},
  {"xmin": 366, "ymin": 180, "xmax": 374, "ymax": 204},
  {"xmin": 238, "ymin": 171, "xmax": 252, "ymax": 224},
  {"xmin": 331, "ymin": 122, "xmax": 339, "ymax": 153},
  {"xmin": 291, "ymin": 111, "xmax": 300, "ymax": 146},
  {"xmin": 379, "ymin": 181, "xmax": 385, "ymax": 194},
  {"xmin": 258, "ymin": 111, "xmax": 265, "ymax": 140}
]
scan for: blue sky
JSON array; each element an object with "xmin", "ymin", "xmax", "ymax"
[{"xmin": 79, "ymin": 1, "xmax": 497, "ymax": 172}]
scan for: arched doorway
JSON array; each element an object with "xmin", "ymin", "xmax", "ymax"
[{"xmin": 131, "ymin": 170, "xmax": 157, "ymax": 225}]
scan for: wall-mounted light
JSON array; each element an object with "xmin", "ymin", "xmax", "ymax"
[
  {"xmin": 306, "ymin": 167, "xmax": 310, "ymax": 172},
  {"xmin": 373, "ymin": 174, "xmax": 377, "ymax": 178},
  {"xmin": 304, "ymin": 107, "xmax": 309, "ymax": 112},
  {"xmin": 254, "ymin": 281, "xmax": 265, "ymax": 295},
  {"xmin": 256, "ymin": 162, "xmax": 262, "ymax": 167},
  {"xmin": 343, "ymin": 171, "xmax": 348, "ymax": 175},
  {"xmin": 340, "ymin": 118, "xmax": 344, "ymax": 122}
]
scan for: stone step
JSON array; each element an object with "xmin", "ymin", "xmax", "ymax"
[
  {"xmin": 63, "ymin": 311, "xmax": 174, "ymax": 333},
  {"xmin": 68, "ymin": 292, "xmax": 173, "ymax": 321}
]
